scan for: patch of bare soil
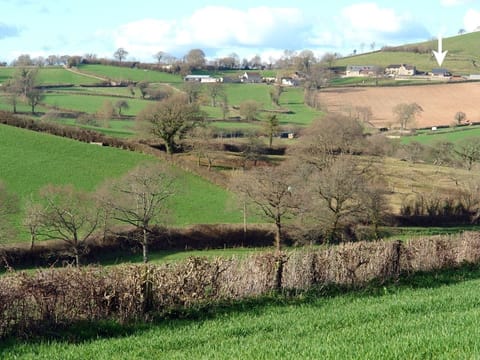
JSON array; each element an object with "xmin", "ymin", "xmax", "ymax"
[{"xmin": 319, "ymin": 82, "xmax": 480, "ymax": 128}]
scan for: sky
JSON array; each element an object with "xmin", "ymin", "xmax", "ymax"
[{"xmin": 1, "ymin": 0, "xmax": 480, "ymax": 63}]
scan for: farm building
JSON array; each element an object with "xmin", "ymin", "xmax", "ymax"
[
  {"xmin": 184, "ymin": 75, "xmax": 219, "ymax": 83},
  {"xmin": 385, "ymin": 64, "xmax": 416, "ymax": 77},
  {"xmin": 431, "ymin": 68, "xmax": 452, "ymax": 77},
  {"xmin": 240, "ymin": 72, "xmax": 262, "ymax": 83},
  {"xmin": 345, "ymin": 65, "xmax": 379, "ymax": 77},
  {"xmin": 221, "ymin": 76, "xmax": 241, "ymax": 83}
]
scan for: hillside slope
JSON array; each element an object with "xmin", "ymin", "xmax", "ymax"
[{"xmin": 336, "ymin": 32, "xmax": 480, "ymax": 75}]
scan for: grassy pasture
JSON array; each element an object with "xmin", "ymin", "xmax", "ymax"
[
  {"xmin": 336, "ymin": 32, "xmax": 480, "ymax": 75},
  {"xmin": 36, "ymin": 68, "xmax": 98, "ymax": 86},
  {"xmin": 402, "ymin": 125, "xmax": 480, "ymax": 145},
  {"xmin": 0, "ymin": 124, "xmax": 245, "ymax": 242},
  {"xmin": 55, "ymin": 118, "xmax": 136, "ymax": 138},
  {"xmin": 4, "ymin": 265, "xmax": 480, "ymax": 359},
  {"xmin": 77, "ymin": 64, "xmax": 183, "ymax": 83},
  {"xmin": 42, "ymin": 92, "xmax": 149, "ymax": 116}
]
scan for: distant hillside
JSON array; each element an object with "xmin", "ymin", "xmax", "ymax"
[{"xmin": 336, "ymin": 31, "xmax": 480, "ymax": 75}]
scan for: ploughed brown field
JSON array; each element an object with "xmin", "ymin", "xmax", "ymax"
[{"xmin": 319, "ymin": 82, "xmax": 480, "ymax": 129}]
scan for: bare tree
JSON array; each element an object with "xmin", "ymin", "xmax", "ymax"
[
  {"xmin": 183, "ymin": 81, "xmax": 202, "ymax": 105},
  {"xmin": 264, "ymin": 114, "xmax": 280, "ymax": 149},
  {"xmin": 154, "ymin": 51, "xmax": 166, "ymax": 64},
  {"xmin": 230, "ymin": 164, "xmax": 301, "ymax": 252},
  {"xmin": 393, "ymin": 102, "xmax": 423, "ymax": 130},
  {"xmin": 115, "ymin": 100, "xmax": 129, "ymax": 116},
  {"xmin": 137, "ymin": 81, "xmax": 149, "ymax": 99},
  {"xmin": 429, "ymin": 140, "xmax": 455, "ymax": 166},
  {"xmin": 137, "ymin": 94, "xmax": 205, "ymax": 155},
  {"xmin": 359, "ymin": 179, "xmax": 391, "ymax": 240},
  {"xmin": 454, "ymin": 111, "xmax": 466, "ymax": 125},
  {"xmin": 22, "ymin": 198, "xmax": 44, "ymax": 251},
  {"xmin": 239, "ymin": 100, "xmax": 261, "ymax": 121},
  {"xmin": 36, "ymin": 185, "xmax": 102, "ymax": 266},
  {"xmin": 205, "ymin": 82, "xmax": 225, "ymax": 107},
  {"xmin": 1, "ymin": 80, "xmax": 21, "ymax": 113},
  {"xmin": 269, "ymin": 85, "xmax": 283, "ymax": 106},
  {"xmin": 455, "ymin": 136, "xmax": 480, "ymax": 171},
  {"xmin": 240, "ymin": 135, "xmax": 266, "ymax": 169},
  {"xmin": 25, "ymin": 88, "xmax": 44, "ymax": 114},
  {"xmin": 184, "ymin": 48, "xmax": 206, "ymax": 70},
  {"xmin": 101, "ymin": 163, "xmax": 175, "ymax": 263},
  {"xmin": 113, "ymin": 48, "xmax": 128, "ymax": 62},
  {"xmin": 189, "ymin": 125, "xmax": 218, "ymax": 170},
  {"xmin": 306, "ymin": 156, "xmax": 369, "ymax": 243},
  {"xmin": 291, "ymin": 113, "xmax": 365, "ymax": 171},
  {"xmin": 96, "ymin": 100, "xmax": 115, "ymax": 127}
]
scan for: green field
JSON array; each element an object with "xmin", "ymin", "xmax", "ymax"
[
  {"xmin": 402, "ymin": 125, "xmax": 480, "ymax": 145},
  {"xmin": 42, "ymin": 92, "xmax": 149, "ymax": 116},
  {"xmin": 3, "ymin": 265, "xmax": 480, "ymax": 359},
  {"xmin": 77, "ymin": 64, "xmax": 183, "ymax": 84},
  {"xmin": 336, "ymin": 31, "xmax": 480, "ymax": 75},
  {"xmin": 0, "ymin": 124, "xmax": 246, "ymax": 242}
]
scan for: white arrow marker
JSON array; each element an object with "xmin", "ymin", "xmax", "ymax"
[{"xmin": 432, "ymin": 35, "xmax": 448, "ymax": 67}]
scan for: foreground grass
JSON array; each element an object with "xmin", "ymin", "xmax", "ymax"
[{"xmin": 3, "ymin": 265, "xmax": 480, "ymax": 359}]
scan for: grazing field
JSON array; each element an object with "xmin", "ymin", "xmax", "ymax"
[
  {"xmin": 0, "ymin": 124, "xmax": 245, "ymax": 243},
  {"xmin": 42, "ymin": 92, "xmax": 149, "ymax": 116},
  {"xmin": 77, "ymin": 64, "xmax": 183, "ymax": 83},
  {"xmin": 3, "ymin": 266, "xmax": 480, "ymax": 359},
  {"xmin": 319, "ymin": 82, "xmax": 480, "ymax": 128},
  {"xmin": 336, "ymin": 32, "xmax": 480, "ymax": 75},
  {"xmin": 36, "ymin": 68, "xmax": 98, "ymax": 86},
  {"xmin": 402, "ymin": 125, "xmax": 480, "ymax": 145}
]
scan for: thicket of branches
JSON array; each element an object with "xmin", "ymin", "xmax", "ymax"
[{"xmin": 2, "ymin": 232, "xmax": 480, "ymax": 339}]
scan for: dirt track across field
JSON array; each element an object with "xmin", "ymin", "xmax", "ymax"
[{"xmin": 319, "ymin": 82, "xmax": 480, "ymax": 129}]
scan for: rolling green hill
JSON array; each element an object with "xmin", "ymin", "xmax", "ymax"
[
  {"xmin": 336, "ymin": 31, "xmax": 480, "ymax": 75},
  {"xmin": 0, "ymin": 124, "xmax": 245, "ymax": 243}
]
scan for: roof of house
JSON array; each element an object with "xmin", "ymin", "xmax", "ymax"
[
  {"xmin": 243, "ymin": 71, "xmax": 262, "ymax": 78},
  {"xmin": 184, "ymin": 74, "xmax": 211, "ymax": 79},
  {"xmin": 432, "ymin": 68, "xmax": 450, "ymax": 75},
  {"xmin": 346, "ymin": 65, "xmax": 377, "ymax": 71},
  {"xmin": 386, "ymin": 64, "xmax": 416, "ymax": 70}
]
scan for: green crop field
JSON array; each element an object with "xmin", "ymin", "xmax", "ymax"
[
  {"xmin": 42, "ymin": 92, "xmax": 149, "ymax": 116},
  {"xmin": 336, "ymin": 32, "xmax": 480, "ymax": 75},
  {"xmin": 402, "ymin": 125, "xmax": 480, "ymax": 145},
  {"xmin": 3, "ymin": 265, "xmax": 480, "ymax": 359},
  {"xmin": 36, "ymin": 68, "xmax": 98, "ymax": 86},
  {"xmin": 77, "ymin": 64, "xmax": 183, "ymax": 83},
  {"xmin": 0, "ymin": 124, "xmax": 246, "ymax": 242}
]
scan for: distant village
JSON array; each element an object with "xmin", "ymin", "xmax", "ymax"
[{"xmin": 183, "ymin": 65, "xmax": 480, "ymax": 85}]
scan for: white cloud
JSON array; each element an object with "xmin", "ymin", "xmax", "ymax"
[
  {"xmin": 464, "ymin": 9, "xmax": 480, "ymax": 31},
  {"xmin": 441, "ymin": 0, "xmax": 472, "ymax": 7},
  {"xmin": 111, "ymin": 6, "xmax": 309, "ymax": 61},
  {"xmin": 332, "ymin": 3, "xmax": 430, "ymax": 49}
]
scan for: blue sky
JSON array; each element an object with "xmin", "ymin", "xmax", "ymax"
[{"xmin": 0, "ymin": 0, "xmax": 479, "ymax": 63}]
